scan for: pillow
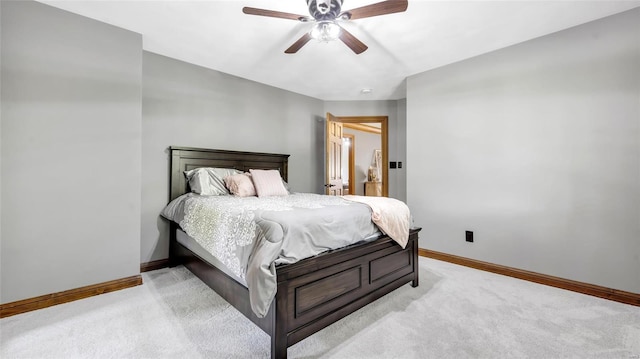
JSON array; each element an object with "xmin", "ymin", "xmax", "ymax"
[
  {"xmin": 249, "ymin": 169, "xmax": 289, "ymax": 197},
  {"xmin": 224, "ymin": 173, "xmax": 256, "ymax": 197},
  {"xmin": 184, "ymin": 167, "xmax": 241, "ymax": 196}
]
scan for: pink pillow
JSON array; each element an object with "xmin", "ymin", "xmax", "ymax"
[
  {"xmin": 224, "ymin": 173, "xmax": 256, "ymax": 197},
  {"xmin": 249, "ymin": 169, "xmax": 288, "ymax": 197}
]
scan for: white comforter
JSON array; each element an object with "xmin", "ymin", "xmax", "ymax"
[
  {"xmin": 162, "ymin": 193, "xmax": 413, "ymax": 317},
  {"xmin": 342, "ymin": 195, "xmax": 412, "ymax": 248},
  {"xmin": 162, "ymin": 193, "xmax": 381, "ymax": 317}
]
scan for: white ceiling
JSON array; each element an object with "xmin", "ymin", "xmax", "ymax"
[{"xmin": 38, "ymin": 0, "xmax": 640, "ymax": 101}]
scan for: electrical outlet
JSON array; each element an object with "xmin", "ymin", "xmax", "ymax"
[
  {"xmin": 390, "ymin": 161, "xmax": 397, "ymax": 169},
  {"xmin": 466, "ymin": 231, "xmax": 474, "ymax": 243},
  {"xmin": 398, "ymin": 161, "xmax": 402, "ymax": 168}
]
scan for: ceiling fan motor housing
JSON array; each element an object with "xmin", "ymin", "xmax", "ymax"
[{"xmin": 307, "ymin": 0, "xmax": 343, "ymax": 20}]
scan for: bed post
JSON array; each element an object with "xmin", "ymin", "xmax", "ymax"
[
  {"xmin": 271, "ymin": 281, "xmax": 289, "ymax": 359},
  {"xmin": 168, "ymin": 222, "xmax": 181, "ymax": 267},
  {"xmin": 168, "ymin": 148, "xmax": 183, "ymax": 268},
  {"xmin": 411, "ymin": 230, "xmax": 420, "ymax": 287}
]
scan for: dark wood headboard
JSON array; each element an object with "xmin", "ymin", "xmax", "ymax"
[{"xmin": 169, "ymin": 147, "xmax": 290, "ymax": 201}]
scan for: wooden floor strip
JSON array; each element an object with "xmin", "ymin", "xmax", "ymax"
[
  {"xmin": 419, "ymin": 248, "xmax": 640, "ymax": 307},
  {"xmin": 0, "ymin": 275, "xmax": 143, "ymax": 318},
  {"xmin": 140, "ymin": 259, "xmax": 170, "ymax": 272}
]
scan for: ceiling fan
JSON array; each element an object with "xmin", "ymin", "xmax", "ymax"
[{"xmin": 242, "ymin": 0, "xmax": 408, "ymax": 54}]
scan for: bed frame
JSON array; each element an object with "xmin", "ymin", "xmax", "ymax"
[{"xmin": 167, "ymin": 146, "xmax": 421, "ymax": 358}]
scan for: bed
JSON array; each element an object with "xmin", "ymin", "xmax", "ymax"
[{"xmin": 166, "ymin": 146, "xmax": 421, "ymax": 358}]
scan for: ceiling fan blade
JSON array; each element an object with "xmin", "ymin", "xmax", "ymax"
[
  {"xmin": 340, "ymin": 0, "xmax": 408, "ymax": 20},
  {"xmin": 242, "ymin": 7, "xmax": 308, "ymax": 21},
  {"xmin": 338, "ymin": 27, "xmax": 368, "ymax": 54},
  {"xmin": 285, "ymin": 33, "xmax": 313, "ymax": 54}
]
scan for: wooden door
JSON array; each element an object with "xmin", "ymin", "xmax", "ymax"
[{"xmin": 325, "ymin": 113, "xmax": 343, "ymax": 196}]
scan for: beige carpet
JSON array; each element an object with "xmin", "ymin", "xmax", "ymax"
[{"xmin": 2, "ymin": 257, "xmax": 639, "ymax": 358}]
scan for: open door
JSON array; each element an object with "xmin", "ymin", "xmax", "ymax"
[
  {"xmin": 328, "ymin": 115, "xmax": 389, "ymax": 197},
  {"xmin": 325, "ymin": 113, "xmax": 343, "ymax": 196}
]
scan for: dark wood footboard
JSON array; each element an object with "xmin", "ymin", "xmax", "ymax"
[
  {"xmin": 271, "ymin": 227, "xmax": 421, "ymax": 358},
  {"xmin": 170, "ymin": 225, "xmax": 421, "ymax": 358}
]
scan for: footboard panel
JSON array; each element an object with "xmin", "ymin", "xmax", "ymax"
[{"xmin": 275, "ymin": 228, "xmax": 421, "ymax": 351}]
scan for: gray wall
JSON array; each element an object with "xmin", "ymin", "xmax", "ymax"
[
  {"xmin": 407, "ymin": 8, "xmax": 640, "ymax": 293},
  {"xmin": 1, "ymin": 1, "xmax": 142, "ymax": 303},
  {"xmin": 141, "ymin": 52, "xmax": 324, "ymax": 262},
  {"xmin": 324, "ymin": 100, "xmax": 407, "ymax": 201},
  {"xmin": 343, "ymin": 127, "xmax": 381, "ymax": 196}
]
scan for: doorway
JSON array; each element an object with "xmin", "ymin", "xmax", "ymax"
[{"xmin": 326, "ymin": 114, "xmax": 388, "ymax": 197}]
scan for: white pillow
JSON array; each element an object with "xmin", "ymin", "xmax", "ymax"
[
  {"xmin": 184, "ymin": 167, "xmax": 241, "ymax": 196},
  {"xmin": 249, "ymin": 169, "xmax": 289, "ymax": 197}
]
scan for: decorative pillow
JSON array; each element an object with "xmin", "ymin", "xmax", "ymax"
[
  {"xmin": 184, "ymin": 167, "xmax": 241, "ymax": 196},
  {"xmin": 249, "ymin": 169, "xmax": 289, "ymax": 197},
  {"xmin": 224, "ymin": 173, "xmax": 256, "ymax": 197}
]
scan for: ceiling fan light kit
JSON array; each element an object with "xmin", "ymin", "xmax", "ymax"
[
  {"xmin": 242, "ymin": 0, "xmax": 408, "ymax": 54},
  {"xmin": 310, "ymin": 21, "xmax": 342, "ymax": 42}
]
